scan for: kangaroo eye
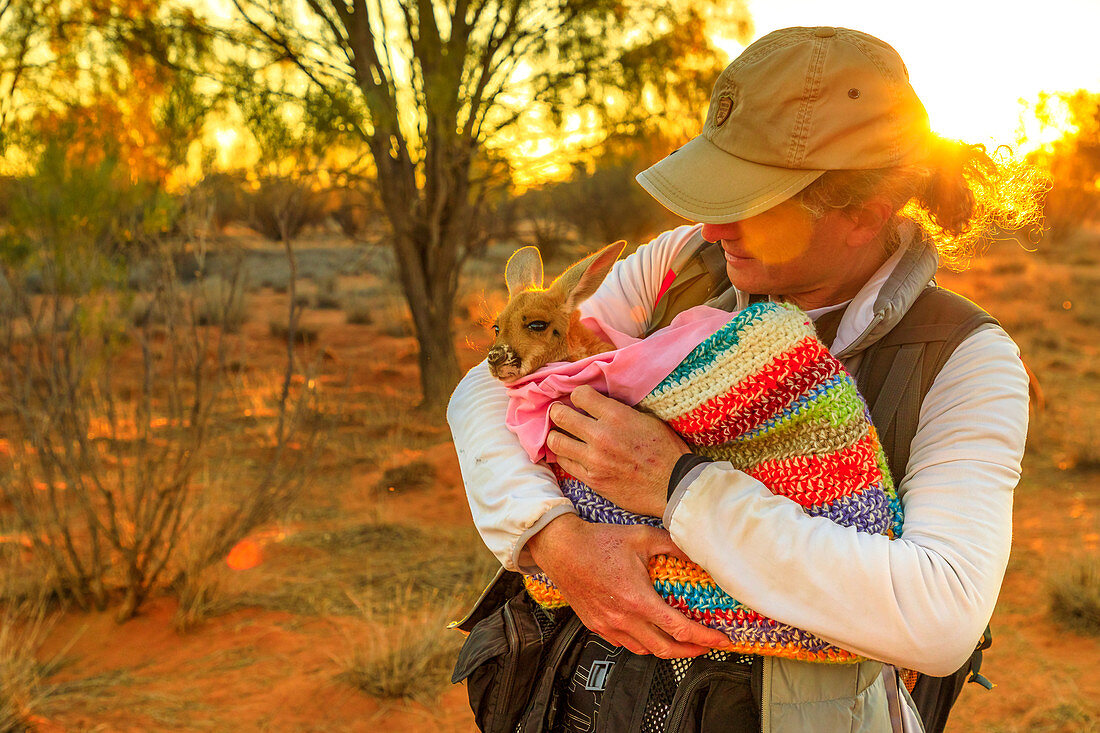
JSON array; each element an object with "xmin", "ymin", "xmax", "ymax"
[
  {"xmin": 492, "ymin": 324, "xmax": 500, "ymax": 335},
  {"xmin": 527, "ymin": 321, "xmax": 549, "ymax": 332}
]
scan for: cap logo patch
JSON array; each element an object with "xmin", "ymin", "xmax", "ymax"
[{"xmin": 714, "ymin": 92, "xmax": 736, "ymax": 127}]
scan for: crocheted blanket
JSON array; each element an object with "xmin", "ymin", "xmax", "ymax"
[{"xmin": 511, "ymin": 301, "xmax": 903, "ymax": 663}]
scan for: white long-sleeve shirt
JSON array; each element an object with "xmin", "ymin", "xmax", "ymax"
[{"xmin": 447, "ymin": 224, "xmax": 1028, "ymax": 676}]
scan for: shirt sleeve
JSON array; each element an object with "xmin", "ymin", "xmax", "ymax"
[
  {"xmin": 447, "ymin": 226, "xmax": 700, "ymax": 571},
  {"xmin": 664, "ymin": 325, "xmax": 1027, "ymax": 675}
]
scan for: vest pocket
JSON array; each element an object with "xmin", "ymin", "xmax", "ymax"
[
  {"xmin": 451, "ymin": 590, "xmax": 551, "ymax": 733},
  {"xmin": 664, "ymin": 658, "xmax": 759, "ymax": 733}
]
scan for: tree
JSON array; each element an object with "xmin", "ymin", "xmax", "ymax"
[
  {"xmin": 225, "ymin": 0, "xmax": 750, "ymax": 411},
  {"xmin": 1026, "ymin": 90, "xmax": 1100, "ymax": 238}
]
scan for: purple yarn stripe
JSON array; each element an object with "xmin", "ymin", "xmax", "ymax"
[
  {"xmin": 804, "ymin": 485, "xmax": 893, "ymax": 534},
  {"xmin": 560, "ymin": 478, "xmax": 664, "ymax": 528}
]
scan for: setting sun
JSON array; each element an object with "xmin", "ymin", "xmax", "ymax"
[{"xmin": 717, "ymin": 0, "xmax": 1100, "ymax": 152}]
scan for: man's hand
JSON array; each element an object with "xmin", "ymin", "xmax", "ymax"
[
  {"xmin": 548, "ymin": 384, "xmax": 690, "ymax": 517},
  {"xmin": 527, "ymin": 514, "xmax": 730, "ymax": 658}
]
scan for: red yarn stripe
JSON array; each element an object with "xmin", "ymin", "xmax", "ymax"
[
  {"xmin": 748, "ymin": 433, "xmax": 881, "ymax": 507},
  {"xmin": 669, "ymin": 337, "xmax": 841, "ymax": 444}
]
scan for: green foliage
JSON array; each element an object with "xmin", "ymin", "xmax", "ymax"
[
  {"xmin": 0, "ymin": 140, "xmax": 177, "ymax": 288},
  {"xmin": 226, "ymin": 0, "xmax": 752, "ymax": 409}
]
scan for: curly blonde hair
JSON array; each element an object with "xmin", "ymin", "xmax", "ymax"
[{"xmin": 795, "ymin": 136, "xmax": 1050, "ymax": 270}]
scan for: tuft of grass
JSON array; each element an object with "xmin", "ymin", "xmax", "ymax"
[
  {"xmin": 341, "ymin": 293, "xmax": 374, "ymax": 325},
  {"xmin": 0, "ymin": 560, "xmax": 69, "ymax": 732},
  {"xmin": 1049, "ymin": 559, "xmax": 1100, "ymax": 636},
  {"xmin": 195, "ymin": 275, "xmax": 248, "ymax": 333},
  {"xmin": 376, "ymin": 294, "xmax": 415, "ymax": 338},
  {"xmin": 373, "ymin": 460, "xmax": 437, "ymax": 494},
  {"xmin": 173, "ymin": 559, "xmax": 233, "ymax": 634},
  {"xmin": 268, "ymin": 319, "xmax": 320, "ymax": 345},
  {"xmin": 313, "ymin": 274, "xmax": 343, "ymax": 310},
  {"xmin": 337, "ymin": 591, "xmax": 464, "ymax": 705}
]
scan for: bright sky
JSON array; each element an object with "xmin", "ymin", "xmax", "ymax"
[{"xmin": 714, "ymin": 0, "xmax": 1100, "ymax": 152}]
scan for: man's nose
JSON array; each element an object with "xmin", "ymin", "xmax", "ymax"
[{"xmin": 701, "ymin": 221, "xmax": 741, "ymax": 243}]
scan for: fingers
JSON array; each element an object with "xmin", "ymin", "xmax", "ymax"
[
  {"xmin": 587, "ymin": 593, "xmax": 720, "ymax": 658},
  {"xmin": 644, "ymin": 530, "xmax": 693, "ymax": 565},
  {"xmin": 569, "ymin": 384, "xmax": 623, "ymax": 420},
  {"xmin": 555, "ymin": 453, "xmax": 589, "ymax": 484},
  {"xmin": 548, "ymin": 401, "xmax": 597, "ymax": 441},
  {"xmin": 654, "ymin": 604, "xmax": 731, "ymax": 651},
  {"xmin": 547, "ymin": 428, "xmax": 588, "ymax": 467}
]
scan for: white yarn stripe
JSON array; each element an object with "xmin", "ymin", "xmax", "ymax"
[{"xmin": 641, "ymin": 311, "xmax": 814, "ymax": 420}]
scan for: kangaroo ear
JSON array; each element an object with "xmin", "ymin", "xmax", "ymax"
[
  {"xmin": 505, "ymin": 246, "xmax": 544, "ymax": 297},
  {"xmin": 551, "ymin": 240, "xmax": 626, "ymax": 311}
]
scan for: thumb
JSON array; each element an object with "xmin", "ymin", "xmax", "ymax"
[{"xmin": 634, "ymin": 526, "xmax": 692, "ymax": 564}]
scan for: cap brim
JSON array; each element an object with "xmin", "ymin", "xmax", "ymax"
[{"xmin": 636, "ymin": 135, "xmax": 825, "ymax": 224}]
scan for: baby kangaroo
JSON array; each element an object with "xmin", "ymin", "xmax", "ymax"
[{"xmin": 487, "ymin": 241, "xmax": 625, "ymax": 382}]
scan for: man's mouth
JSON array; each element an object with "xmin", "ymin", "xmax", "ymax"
[{"xmin": 721, "ymin": 243, "xmax": 752, "ymax": 262}]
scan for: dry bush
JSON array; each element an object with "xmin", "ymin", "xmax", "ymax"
[
  {"xmin": 375, "ymin": 293, "xmax": 415, "ymax": 338},
  {"xmin": 269, "ymin": 319, "xmax": 319, "ymax": 344},
  {"xmin": 373, "ymin": 460, "xmax": 437, "ymax": 494},
  {"xmin": 338, "ymin": 590, "xmax": 464, "ymax": 705},
  {"xmin": 312, "ymin": 274, "xmax": 342, "ymax": 310},
  {"xmin": 341, "ymin": 292, "xmax": 373, "ymax": 325},
  {"xmin": 247, "ymin": 177, "xmax": 328, "ymax": 243},
  {"xmin": 194, "ymin": 271, "xmax": 249, "ymax": 333},
  {"xmin": 0, "ymin": 240, "xmax": 321, "ymax": 622},
  {"xmin": 0, "ymin": 556, "xmax": 64, "ymax": 731},
  {"xmin": 1049, "ymin": 559, "xmax": 1100, "ymax": 635}
]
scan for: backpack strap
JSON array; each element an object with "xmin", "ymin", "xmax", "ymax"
[
  {"xmin": 646, "ymin": 235, "xmax": 731, "ymax": 335},
  {"xmin": 854, "ymin": 286, "xmax": 1001, "ymax": 733},
  {"xmin": 856, "ymin": 286, "xmax": 1000, "ymax": 481}
]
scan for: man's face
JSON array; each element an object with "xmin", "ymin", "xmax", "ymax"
[{"xmin": 700, "ymin": 199, "xmax": 853, "ymax": 306}]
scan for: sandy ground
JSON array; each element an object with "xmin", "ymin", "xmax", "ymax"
[{"xmin": 23, "ymin": 227, "xmax": 1100, "ymax": 732}]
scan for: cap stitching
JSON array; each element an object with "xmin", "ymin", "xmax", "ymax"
[
  {"xmin": 787, "ymin": 37, "xmax": 829, "ymax": 168},
  {"xmin": 733, "ymin": 29, "xmax": 808, "ymax": 67},
  {"xmin": 845, "ymin": 31, "xmax": 906, "ymax": 165}
]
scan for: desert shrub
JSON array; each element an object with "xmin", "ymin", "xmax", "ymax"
[
  {"xmin": 341, "ymin": 292, "xmax": 374, "ymax": 325},
  {"xmin": 339, "ymin": 592, "xmax": 463, "ymax": 704},
  {"xmin": 1026, "ymin": 90, "xmax": 1100, "ymax": 241},
  {"xmin": 195, "ymin": 272, "xmax": 249, "ymax": 332},
  {"xmin": 268, "ymin": 318, "xmax": 319, "ymax": 344},
  {"xmin": 247, "ymin": 176, "xmax": 328, "ymax": 243},
  {"xmin": 375, "ymin": 293, "xmax": 415, "ymax": 338},
  {"xmin": 0, "ymin": 245, "xmax": 319, "ymax": 622},
  {"xmin": 373, "ymin": 460, "xmax": 437, "ymax": 494},
  {"xmin": 0, "ymin": 557, "xmax": 62, "ymax": 730},
  {"xmin": 196, "ymin": 172, "xmax": 250, "ymax": 230},
  {"xmin": 1049, "ymin": 559, "xmax": 1100, "ymax": 635}
]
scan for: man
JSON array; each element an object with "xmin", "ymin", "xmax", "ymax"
[{"xmin": 450, "ymin": 26, "xmax": 1032, "ymax": 731}]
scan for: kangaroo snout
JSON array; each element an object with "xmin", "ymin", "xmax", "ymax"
[
  {"xmin": 488, "ymin": 241, "xmax": 625, "ymax": 383},
  {"xmin": 486, "ymin": 345, "xmax": 514, "ymax": 367}
]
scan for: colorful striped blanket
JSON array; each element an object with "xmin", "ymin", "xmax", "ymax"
[{"xmin": 514, "ymin": 302, "xmax": 903, "ymax": 663}]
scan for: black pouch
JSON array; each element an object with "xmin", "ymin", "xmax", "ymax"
[
  {"xmin": 451, "ymin": 569, "xmax": 561, "ymax": 733},
  {"xmin": 661, "ymin": 656, "xmax": 758, "ymax": 733}
]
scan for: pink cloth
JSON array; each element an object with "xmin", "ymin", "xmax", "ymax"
[{"xmin": 504, "ymin": 305, "xmax": 736, "ymax": 462}]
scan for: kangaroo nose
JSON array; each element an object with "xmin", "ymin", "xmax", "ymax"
[{"xmin": 487, "ymin": 346, "xmax": 508, "ymax": 366}]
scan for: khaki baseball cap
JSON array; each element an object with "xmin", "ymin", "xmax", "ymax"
[{"xmin": 637, "ymin": 26, "xmax": 931, "ymax": 224}]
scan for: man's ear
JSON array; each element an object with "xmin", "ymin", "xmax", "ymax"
[{"xmin": 846, "ymin": 200, "xmax": 893, "ymax": 248}]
